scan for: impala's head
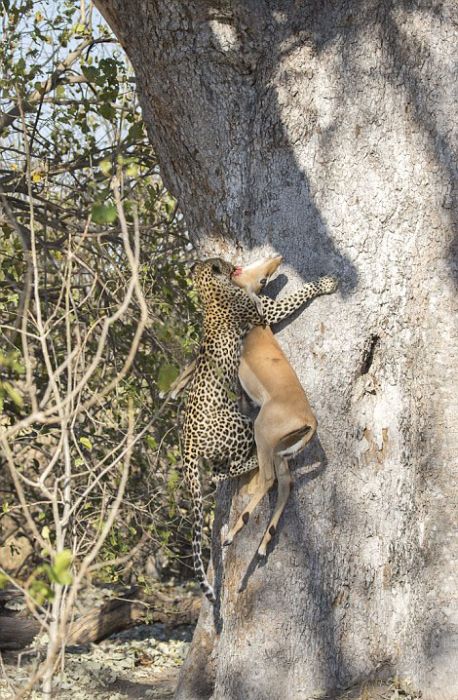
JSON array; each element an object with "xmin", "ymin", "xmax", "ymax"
[{"xmin": 231, "ymin": 254, "xmax": 283, "ymax": 294}]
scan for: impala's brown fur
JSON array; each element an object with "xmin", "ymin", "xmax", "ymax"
[{"xmin": 229, "ymin": 255, "xmax": 331, "ymax": 555}]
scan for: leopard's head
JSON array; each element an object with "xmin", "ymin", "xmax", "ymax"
[
  {"xmin": 191, "ymin": 257, "xmax": 264, "ymax": 329},
  {"xmin": 191, "ymin": 258, "xmax": 236, "ymax": 305}
]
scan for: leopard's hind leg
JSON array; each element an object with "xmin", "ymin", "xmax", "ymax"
[
  {"xmin": 212, "ymin": 453, "xmax": 258, "ymax": 482},
  {"xmin": 184, "ymin": 406, "xmax": 256, "ymax": 603}
]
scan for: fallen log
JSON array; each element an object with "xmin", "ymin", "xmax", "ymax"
[
  {"xmin": 0, "ymin": 587, "xmax": 200, "ymax": 651},
  {"xmin": 0, "ymin": 617, "xmax": 41, "ymax": 651}
]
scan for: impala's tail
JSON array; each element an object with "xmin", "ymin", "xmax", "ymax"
[{"xmin": 183, "ymin": 454, "xmax": 215, "ymax": 604}]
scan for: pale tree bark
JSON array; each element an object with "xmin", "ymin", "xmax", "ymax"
[{"xmin": 94, "ymin": 2, "xmax": 457, "ymax": 698}]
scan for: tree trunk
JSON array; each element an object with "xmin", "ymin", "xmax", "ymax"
[{"xmin": 94, "ymin": 2, "xmax": 457, "ymax": 698}]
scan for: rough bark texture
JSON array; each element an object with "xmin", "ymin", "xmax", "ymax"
[{"xmin": 94, "ymin": 2, "xmax": 457, "ymax": 698}]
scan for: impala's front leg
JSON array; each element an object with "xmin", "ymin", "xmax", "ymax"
[
  {"xmin": 168, "ymin": 359, "xmax": 196, "ymax": 399},
  {"xmin": 261, "ymin": 276, "xmax": 338, "ymax": 325}
]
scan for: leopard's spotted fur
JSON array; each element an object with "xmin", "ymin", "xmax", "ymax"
[{"xmin": 183, "ymin": 258, "xmax": 337, "ymax": 603}]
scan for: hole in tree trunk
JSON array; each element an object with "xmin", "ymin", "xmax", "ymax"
[{"xmin": 360, "ymin": 334, "xmax": 380, "ymax": 374}]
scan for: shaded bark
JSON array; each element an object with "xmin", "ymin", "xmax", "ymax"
[
  {"xmin": 94, "ymin": 2, "xmax": 457, "ymax": 699},
  {"xmin": 0, "ymin": 588, "xmax": 200, "ymax": 650}
]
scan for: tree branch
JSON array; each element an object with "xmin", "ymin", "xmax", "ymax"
[{"xmin": 0, "ymin": 38, "xmax": 114, "ymax": 135}]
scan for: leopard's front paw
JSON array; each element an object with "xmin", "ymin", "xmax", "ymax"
[{"xmin": 320, "ymin": 276, "xmax": 339, "ymax": 294}]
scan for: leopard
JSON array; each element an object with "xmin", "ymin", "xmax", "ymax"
[{"xmin": 183, "ymin": 257, "xmax": 337, "ymax": 603}]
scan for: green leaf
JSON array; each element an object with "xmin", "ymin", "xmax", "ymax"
[
  {"xmin": 0, "ymin": 573, "xmax": 8, "ymax": 590},
  {"xmin": 2, "ymin": 382, "xmax": 23, "ymax": 407},
  {"xmin": 99, "ymin": 159, "xmax": 112, "ymax": 176},
  {"xmin": 80, "ymin": 436, "xmax": 92, "ymax": 450},
  {"xmin": 146, "ymin": 435, "xmax": 157, "ymax": 450},
  {"xmin": 164, "ymin": 195, "xmax": 176, "ymax": 215},
  {"xmin": 29, "ymin": 577, "xmax": 53, "ymax": 604},
  {"xmin": 226, "ymin": 388, "xmax": 239, "ymax": 402},
  {"xmin": 126, "ymin": 162, "xmax": 139, "ymax": 178},
  {"xmin": 81, "ymin": 65, "xmax": 98, "ymax": 83},
  {"xmin": 166, "ymin": 449, "xmax": 178, "ymax": 465},
  {"xmin": 99, "ymin": 102, "xmax": 116, "ymax": 120},
  {"xmin": 11, "ymin": 357, "xmax": 25, "ymax": 374},
  {"xmin": 51, "ymin": 550, "xmax": 73, "ymax": 586},
  {"xmin": 91, "ymin": 203, "xmax": 117, "ymax": 225},
  {"xmin": 53, "ymin": 550, "xmax": 72, "ymax": 573},
  {"xmin": 127, "ymin": 122, "xmax": 143, "ymax": 141},
  {"xmin": 157, "ymin": 364, "xmax": 179, "ymax": 393},
  {"xmin": 15, "ymin": 57, "xmax": 26, "ymax": 76},
  {"xmin": 167, "ymin": 469, "xmax": 179, "ymax": 493}
]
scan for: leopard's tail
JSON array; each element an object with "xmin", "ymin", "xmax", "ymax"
[{"xmin": 183, "ymin": 453, "xmax": 216, "ymax": 604}]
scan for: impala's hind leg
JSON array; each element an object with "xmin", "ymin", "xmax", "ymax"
[
  {"xmin": 222, "ymin": 472, "xmax": 274, "ymax": 547},
  {"xmin": 257, "ymin": 457, "xmax": 292, "ymax": 557},
  {"xmin": 223, "ymin": 434, "xmax": 275, "ymax": 546}
]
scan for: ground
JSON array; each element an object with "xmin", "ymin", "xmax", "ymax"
[
  {"xmin": 0, "ymin": 590, "xmax": 421, "ymax": 700},
  {"xmin": 0, "ymin": 621, "xmax": 193, "ymax": 699},
  {"xmin": 0, "ymin": 627, "xmax": 423, "ymax": 700}
]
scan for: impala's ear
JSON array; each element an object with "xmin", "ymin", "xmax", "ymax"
[
  {"xmin": 247, "ymin": 291, "xmax": 264, "ymax": 322},
  {"xmin": 264, "ymin": 254, "xmax": 283, "ymax": 277}
]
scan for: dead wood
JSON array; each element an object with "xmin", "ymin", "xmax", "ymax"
[{"xmin": 0, "ymin": 587, "xmax": 200, "ymax": 650}]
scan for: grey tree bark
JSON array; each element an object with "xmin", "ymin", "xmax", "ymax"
[{"xmin": 94, "ymin": 2, "xmax": 457, "ymax": 699}]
